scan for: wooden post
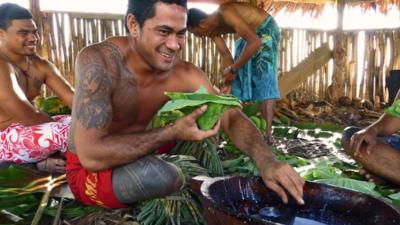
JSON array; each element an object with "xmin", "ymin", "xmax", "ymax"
[
  {"xmin": 330, "ymin": 0, "xmax": 346, "ymax": 103},
  {"xmin": 29, "ymin": 0, "xmax": 44, "ymax": 55}
]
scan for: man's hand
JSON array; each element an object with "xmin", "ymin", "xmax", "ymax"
[
  {"xmin": 220, "ymin": 84, "xmax": 232, "ymax": 94},
  {"xmin": 223, "ymin": 70, "xmax": 236, "ymax": 83},
  {"xmin": 173, "ymin": 105, "xmax": 221, "ymax": 141},
  {"xmin": 259, "ymin": 160, "xmax": 305, "ymax": 205},
  {"xmin": 350, "ymin": 129, "xmax": 377, "ymax": 156}
]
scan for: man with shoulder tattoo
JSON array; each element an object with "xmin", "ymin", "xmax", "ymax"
[
  {"xmin": 0, "ymin": 3, "xmax": 74, "ymax": 173},
  {"xmin": 67, "ymin": 0, "xmax": 304, "ymax": 209}
]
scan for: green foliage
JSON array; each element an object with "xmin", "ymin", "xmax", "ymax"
[
  {"xmin": 36, "ymin": 96, "xmax": 71, "ymax": 116},
  {"xmin": 158, "ymin": 86, "xmax": 241, "ymax": 130},
  {"xmin": 170, "ymin": 139, "xmax": 224, "ymax": 176},
  {"xmin": 137, "ymin": 190, "xmax": 204, "ymax": 225},
  {"xmin": 161, "ymin": 155, "xmax": 208, "ymax": 186},
  {"xmin": 384, "ymin": 99, "xmax": 400, "ymax": 118},
  {"xmin": 242, "ymin": 102, "xmax": 261, "ymax": 117},
  {"xmin": 315, "ymin": 178, "xmax": 384, "ymax": 199},
  {"xmin": 222, "ymin": 155, "xmax": 259, "ymax": 176}
]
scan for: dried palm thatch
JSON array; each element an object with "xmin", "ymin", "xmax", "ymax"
[{"xmin": 258, "ymin": 0, "xmax": 400, "ymax": 16}]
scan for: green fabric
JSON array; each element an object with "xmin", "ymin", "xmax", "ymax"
[{"xmin": 384, "ymin": 100, "xmax": 400, "ymax": 118}]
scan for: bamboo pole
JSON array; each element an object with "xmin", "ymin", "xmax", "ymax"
[{"xmin": 330, "ymin": 0, "xmax": 346, "ymax": 103}]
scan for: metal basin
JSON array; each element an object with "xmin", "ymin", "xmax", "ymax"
[{"xmin": 191, "ymin": 176, "xmax": 400, "ymax": 225}]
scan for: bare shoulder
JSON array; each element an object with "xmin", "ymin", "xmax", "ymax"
[
  {"xmin": 28, "ymin": 54, "xmax": 56, "ymax": 72},
  {"xmin": 76, "ymin": 37, "xmax": 125, "ymax": 71},
  {"xmin": 172, "ymin": 60, "xmax": 217, "ymax": 93},
  {"xmin": 0, "ymin": 58, "xmax": 13, "ymax": 78}
]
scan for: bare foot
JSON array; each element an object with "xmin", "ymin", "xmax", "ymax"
[
  {"xmin": 36, "ymin": 157, "xmax": 66, "ymax": 174},
  {"xmin": 359, "ymin": 167, "xmax": 387, "ymax": 185}
]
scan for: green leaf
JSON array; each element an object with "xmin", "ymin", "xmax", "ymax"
[
  {"xmin": 315, "ymin": 178, "xmax": 383, "ymax": 198},
  {"xmin": 384, "ymin": 100, "xmax": 400, "ymax": 118},
  {"xmin": 158, "ymin": 86, "xmax": 241, "ymax": 130}
]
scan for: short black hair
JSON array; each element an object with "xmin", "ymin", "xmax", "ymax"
[
  {"xmin": 187, "ymin": 8, "xmax": 208, "ymax": 28},
  {"xmin": 0, "ymin": 3, "xmax": 33, "ymax": 30},
  {"xmin": 125, "ymin": 0, "xmax": 187, "ymax": 32}
]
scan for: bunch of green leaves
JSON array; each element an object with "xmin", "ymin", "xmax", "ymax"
[
  {"xmin": 222, "ymin": 155, "xmax": 259, "ymax": 176},
  {"xmin": 249, "ymin": 116, "xmax": 267, "ymax": 134},
  {"xmin": 137, "ymin": 189, "xmax": 204, "ymax": 225},
  {"xmin": 161, "ymin": 155, "xmax": 208, "ymax": 186},
  {"xmin": 35, "ymin": 96, "xmax": 71, "ymax": 116},
  {"xmin": 170, "ymin": 138, "xmax": 224, "ymax": 176},
  {"xmin": 157, "ymin": 86, "xmax": 241, "ymax": 130}
]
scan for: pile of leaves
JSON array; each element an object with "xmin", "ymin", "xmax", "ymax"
[
  {"xmin": 2, "ymin": 93, "xmax": 400, "ymax": 224},
  {"xmin": 34, "ymin": 96, "xmax": 70, "ymax": 116}
]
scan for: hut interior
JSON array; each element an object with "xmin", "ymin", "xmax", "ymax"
[
  {"xmin": 26, "ymin": 0, "xmax": 400, "ymax": 125},
  {"xmin": 1, "ymin": 1, "xmax": 400, "ymax": 224}
]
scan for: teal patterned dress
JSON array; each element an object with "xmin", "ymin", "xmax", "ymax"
[{"xmin": 231, "ymin": 15, "xmax": 281, "ymax": 102}]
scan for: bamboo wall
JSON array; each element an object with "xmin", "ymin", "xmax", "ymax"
[{"xmin": 36, "ymin": 11, "xmax": 400, "ymax": 103}]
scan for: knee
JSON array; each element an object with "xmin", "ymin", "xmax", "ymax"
[
  {"xmin": 341, "ymin": 126, "xmax": 361, "ymax": 149},
  {"xmin": 162, "ymin": 161, "xmax": 185, "ymax": 192}
]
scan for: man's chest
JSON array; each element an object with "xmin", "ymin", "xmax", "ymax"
[
  {"xmin": 110, "ymin": 85, "xmax": 170, "ymax": 130},
  {"xmin": 14, "ymin": 71, "xmax": 45, "ymax": 101}
]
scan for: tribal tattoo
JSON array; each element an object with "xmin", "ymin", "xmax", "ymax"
[{"xmin": 112, "ymin": 155, "xmax": 184, "ymax": 204}]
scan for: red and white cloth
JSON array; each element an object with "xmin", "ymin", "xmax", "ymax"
[{"xmin": 0, "ymin": 115, "xmax": 70, "ymax": 163}]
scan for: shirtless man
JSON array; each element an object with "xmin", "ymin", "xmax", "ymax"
[
  {"xmin": 0, "ymin": 3, "xmax": 74, "ymax": 173},
  {"xmin": 187, "ymin": 2, "xmax": 280, "ymax": 144},
  {"xmin": 342, "ymin": 89, "xmax": 400, "ymax": 186},
  {"xmin": 67, "ymin": 0, "xmax": 304, "ymax": 209}
]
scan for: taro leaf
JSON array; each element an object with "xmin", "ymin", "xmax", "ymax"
[
  {"xmin": 242, "ymin": 101, "xmax": 261, "ymax": 117},
  {"xmin": 384, "ymin": 100, "xmax": 400, "ymax": 118},
  {"xmin": 388, "ymin": 192, "xmax": 400, "ymax": 207},
  {"xmin": 315, "ymin": 178, "xmax": 384, "ymax": 199},
  {"xmin": 276, "ymin": 154, "xmax": 309, "ymax": 167},
  {"xmin": 158, "ymin": 86, "xmax": 241, "ymax": 130},
  {"xmin": 302, "ymin": 165, "xmax": 344, "ymax": 180}
]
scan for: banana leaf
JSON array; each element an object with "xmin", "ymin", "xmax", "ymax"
[{"xmin": 158, "ymin": 86, "xmax": 241, "ymax": 130}]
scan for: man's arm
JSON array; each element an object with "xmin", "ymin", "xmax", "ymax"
[
  {"xmin": 0, "ymin": 62, "xmax": 52, "ymax": 125},
  {"xmin": 220, "ymin": 108, "xmax": 304, "ymax": 204},
  {"xmin": 211, "ymin": 36, "xmax": 235, "ymax": 84},
  {"xmin": 40, "ymin": 58, "xmax": 74, "ymax": 108},
  {"xmin": 71, "ymin": 47, "xmax": 219, "ymax": 172},
  {"xmin": 219, "ymin": 4, "xmax": 261, "ymax": 70},
  {"xmin": 189, "ymin": 67, "xmax": 304, "ymax": 204}
]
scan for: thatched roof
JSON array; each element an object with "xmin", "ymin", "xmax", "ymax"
[{"xmin": 258, "ymin": 0, "xmax": 400, "ymax": 16}]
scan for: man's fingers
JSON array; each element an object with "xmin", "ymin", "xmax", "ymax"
[
  {"xmin": 288, "ymin": 170, "xmax": 305, "ymax": 198},
  {"xmin": 198, "ymin": 119, "xmax": 221, "ymax": 139},
  {"xmin": 277, "ymin": 175, "xmax": 304, "ymax": 205},
  {"xmin": 351, "ymin": 136, "xmax": 361, "ymax": 156},
  {"xmin": 265, "ymin": 181, "xmax": 288, "ymax": 204},
  {"xmin": 189, "ymin": 105, "xmax": 208, "ymax": 119}
]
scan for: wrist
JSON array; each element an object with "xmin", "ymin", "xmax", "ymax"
[{"xmin": 224, "ymin": 65, "xmax": 237, "ymax": 74}]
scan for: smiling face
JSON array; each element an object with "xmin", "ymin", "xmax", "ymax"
[
  {"xmin": 0, "ymin": 19, "xmax": 39, "ymax": 56},
  {"xmin": 128, "ymin": 2, "xmax": 187, "ymax": 72}
]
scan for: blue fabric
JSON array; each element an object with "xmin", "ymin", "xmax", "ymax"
[{"xmin": 231, "ymin": 16, "xmax": 281, "ymax": 102}]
